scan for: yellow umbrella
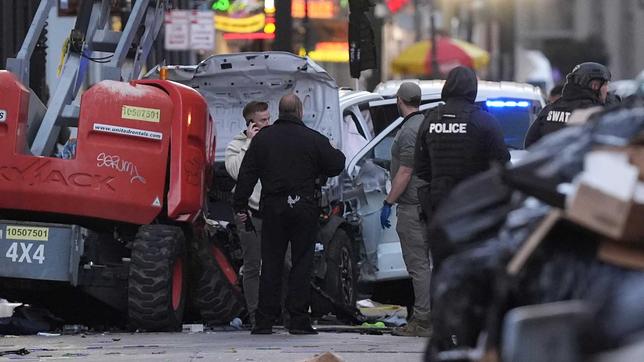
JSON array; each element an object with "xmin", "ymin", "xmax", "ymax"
[{"xmin": 392, "ymin": 37, "xmax": 490, "ymax": 76}]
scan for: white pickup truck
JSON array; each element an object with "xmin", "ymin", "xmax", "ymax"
[{"xmin": 146, "ymin": 53, "xmax": 545, "ymax": 316}]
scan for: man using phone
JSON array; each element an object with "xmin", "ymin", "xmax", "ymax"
[
  {"xmin": 234, "ymin": 94, "xmax": 345, "ymax": 335},
  {"xmin": 225, "ymin": 101, "xmax": 270, "ymax": 327}
]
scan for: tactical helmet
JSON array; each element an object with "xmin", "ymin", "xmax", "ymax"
[{"xmin": 566, "ymin": 62, "xmax": 611, "ymax": 89}]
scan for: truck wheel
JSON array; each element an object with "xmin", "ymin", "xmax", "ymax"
[
  {"xmin": 314, "ymin": 229, "xmax": 358, "ymax": 319},
  {"xmin": 193, "ymin": 242, "xmax": 245, "ymax": 325},
  {"xmin": 128, "ymin": 225, "xmax": 186, "ymax": 332}
]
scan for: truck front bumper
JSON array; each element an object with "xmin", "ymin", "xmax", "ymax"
[{"xmin": 0, "ymin": 220, "xmax": 84, "ymax": 286}]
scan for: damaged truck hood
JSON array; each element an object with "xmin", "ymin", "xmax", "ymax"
[{"xmin": 146, "ymin": 52, "xmax": 341, "ymax": 162}]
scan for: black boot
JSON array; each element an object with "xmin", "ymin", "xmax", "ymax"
[
  {"xmin": 251, "ymin": 326, "xmax": 273, "ymax": 335},
  {"xmin": 251, "ymin": 311, "xmax": 273, "ymax": 334},
  {"xmin": 289, "ymin": 325, "xmax": 318, "ymax": 335}
]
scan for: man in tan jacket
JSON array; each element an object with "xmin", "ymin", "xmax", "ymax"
[{"xmin": 225, "ymin": 101, "xmax": 270, "ymax": 327}]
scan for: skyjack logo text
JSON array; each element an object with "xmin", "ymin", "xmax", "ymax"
[{"xmin": 0, "ymin": 159, "xmax": 116, "ymax": 191}]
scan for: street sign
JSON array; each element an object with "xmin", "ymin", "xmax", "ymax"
[
  {"xmin": 164, "ymin": 10, "xmax": 190, "ymax": 51},
  {"xmin": 165, "ymin": 10, "xmax": 215, "ymax": 51},
  {"xmin": 190, "ymin": 11, "xmax": 215, "ymax": 51}
]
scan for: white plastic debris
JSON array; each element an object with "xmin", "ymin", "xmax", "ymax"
[
  {"xmin": 0, "ymin": 299, "xmax": 22, "ymax": 318},
  {"xmin": 356, "ymin": 299, "xmax": 376, "ymax": 308},
  {"xmin": 182, "ymin": 324, "xmax": 204, "ymax": 333},
  {"xmin": 37, "ymin": 332, "xmax": 61, "ymax": 337},
  {"xmin": 229, "ymin": 318, "xmax": 243, "ymax": 330}
]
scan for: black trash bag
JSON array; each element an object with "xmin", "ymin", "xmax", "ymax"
[
  {"xmin": 467, "ymin": 216, "xmax": 644, "ymax": 357},
  {"xmin": 597, "ymin": 271, "xmax": 644, "ymax": 347},
  {"xmin": 503, "ymin": 126, "xmax": 593, "ymax": 208},
  {"xmin": 518, "ymin": 243, "xmax": 644, "ymax": 352},
  {"xmin": 505, "ymin": 98, "xmax": 644, "ymax": 208},
  {"xmin": 427, "ymin": 168, "xmax": 515, "ymax": 267},
  {"xmin": 0, "ymin": 305, "xmax": 64, "ymax": 335},
  {"xmin": 591, "ymin": 106, "xmax": 644, "ymax": 144},
  {"xmin": 429, "ymin": 240, "xmax": 508, "ymax": 355},
  {"xmin": 427, "ymin": 202, "xmax": 550, "ymax": 360},
  {"xmin": 431, "ymin": 167, "xmax": 513, "ymax": 244}
]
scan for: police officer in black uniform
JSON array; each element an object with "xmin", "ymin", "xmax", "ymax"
[
  {"xmin": 234, "ymin": 94, "xmax": 345, "ymax": 335},
  {"xmin": 524, "ymin": 62, "xmax": 611, "ymax": 148},
  {"xmin": 414, "ymin": 66, "xmax": 510, "ymax": 266}
]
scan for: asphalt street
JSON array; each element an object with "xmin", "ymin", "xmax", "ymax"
[{"xmin": 0, "ymin": 328, "xmax": 427, "ymax": 362}]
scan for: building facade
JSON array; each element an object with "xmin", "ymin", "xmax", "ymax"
[{"xmin": 516, "ymin": 0, "xmax": 644, "ymax": 80}]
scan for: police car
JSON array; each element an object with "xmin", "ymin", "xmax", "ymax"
[
  {"xmin": 373, "ymin": 79, "xmax": 545, "ymax": 153},
  {"xmin": 337, "ymin": 80, "xmax": 545, "ymax": 285}
]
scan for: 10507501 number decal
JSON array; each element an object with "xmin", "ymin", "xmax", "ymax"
[
  {"xmin": 5, "ymin": 242, "xmax": 45, "ymax": 264},
  {"xmin": 6, "ymin": 226, "xmax": 49, "ymax": 241}
]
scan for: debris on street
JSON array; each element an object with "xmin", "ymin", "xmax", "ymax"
[
  {"xmin": 0, "ymin": 300, "xmax": 21, "ymax": 319},
  {"xmin": 305, "ymin": 351, "xmax": 345, "ymax": 362},
  {"xmin": 0, "ymin": 305, "xmax": 64, "ymax": 336},
  {"xmin": 62, "ymin": 324, "xmax": 89, "ymax": 335},
  {"xmin": 356, "ymin": 299, "xmax": 407, "ymax": 327},
  {"xmin": 182, "ymin": 324, "xmax": 205, "ymax": 333},
  {"xmin": 229, "ymin": 317, "xmax": 243, "ymax": 330},
  {"xmin": 0, "ymin": 348, "xmax": 29, "ymax": 357}
]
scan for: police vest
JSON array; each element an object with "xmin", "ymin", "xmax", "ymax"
[
  {"xmin": 534, "ymin": 95, "xmax": 600, "ymax": 143},
  {"xmin": 421, "ymin": 104, "xmax": 490, "ymax": 206}
]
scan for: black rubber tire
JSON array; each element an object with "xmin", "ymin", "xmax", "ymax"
[
  {"xmin": 313, "ymin": 229, "xmax": 358, "ymax": 319},
  {"xmin": 128, "ymin": 225, "xmax": 187, "ymax": 332},
  {"xmin": 193, "ymin": 240, "xmax": 245, "ymax": 325}
]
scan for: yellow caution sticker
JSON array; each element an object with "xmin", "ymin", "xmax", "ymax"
[
  {"xmin": 6, "ymin": 226, "xmax": 49, "ymax": 241},
  {"xmin": 121, "ymin": 106, "xmax": 161, "ymax": 123}
]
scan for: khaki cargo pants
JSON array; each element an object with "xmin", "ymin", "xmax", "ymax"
[{"xmin": 396, "ymin": 203, "xmax": 433, "ymax": 320}]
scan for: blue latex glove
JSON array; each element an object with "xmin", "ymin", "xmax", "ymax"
[{"xmin": 380, "ymin": 203, "xmax": 392, "ymax": 229}]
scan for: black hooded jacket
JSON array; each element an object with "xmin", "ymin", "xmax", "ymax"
[
  {"xmin": 524, "ymin": 82, "xmax": 603, "ymax": 148},
  {"xmin": 414, "ymin": 67, "xmax": 510, "ymax": 212}
]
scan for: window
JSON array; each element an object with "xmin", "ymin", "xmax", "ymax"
[
  {"xmin": 481, "ymin": 99, "xmax": 542, "ymax": 150},
  {"xmin": 342, "ymin": 110, "xmax": 368, "ymax": 164},
  {"xmin": 357, "ymin": 124, "xmax": 402, "ymax": 172},
  {"xmin": 343, "ymin": 111, "xmax": 365, "ymax": 138},
  {"xmin": 358, "ymin": 105, "xmax": 375, "ymax": 139}
]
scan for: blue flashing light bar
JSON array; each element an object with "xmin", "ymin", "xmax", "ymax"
[{"xmin": 486, "ymin": 100, "xmax": 530, "ymax": 108}]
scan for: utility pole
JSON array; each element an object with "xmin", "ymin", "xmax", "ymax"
[
  {"xmin": 497, "ymin": 0, "xmax": 515, "ymax": 80},
  {"xmin": 413, "ymin": 0, "xmax": 422, "ymax": 42},
  {"xmin": 303, "ymin": 0, "xmax": 311, "ymax": 54},
  {"xmin": 274, "ymin": 0, "xmax": 293, "ymax": 52},
  {"xmin": 429, "ymin": 0, "xmax": 439, "ymax": 79}
]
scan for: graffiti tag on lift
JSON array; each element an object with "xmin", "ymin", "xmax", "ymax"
[{"xmin": 96, "ymin": 153, "xmax": 146, "ymax": 184}]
